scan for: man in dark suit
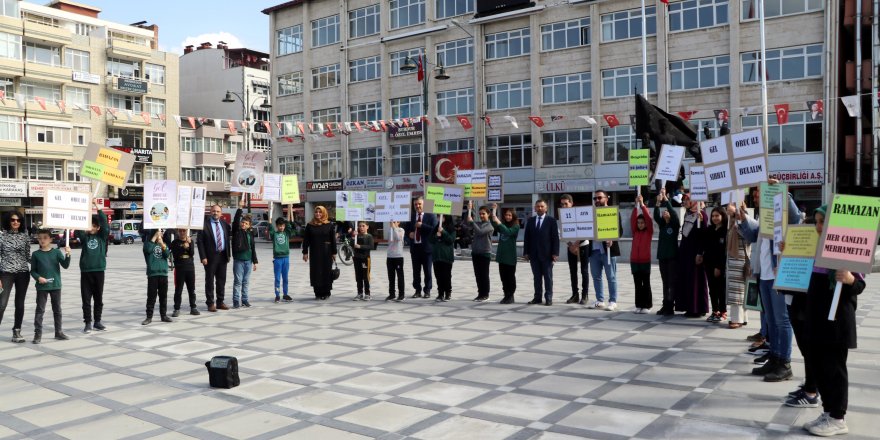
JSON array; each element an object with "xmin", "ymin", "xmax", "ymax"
[
  {"xmin": 406, "ymin": 196, "xmax": 437, "ymax": 299},
  {"xmin": 523, "ymin": 199, "xmax": 559, "ymax": 305},
  {"xmin": 197, "ymin": 204, "xmax": 231, "ymax": 312}
]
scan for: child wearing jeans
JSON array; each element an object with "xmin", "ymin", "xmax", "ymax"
[
  {"xmin": 430, "ymin": 215, "xmax": 456, "ymax": 302},
  {"xmin": 30, "ymin": 229, "xmax": 71, "ymax": 343},
  {"xmin": 143, "ymin": 230, "xmax": 172, "ymax": 325},
  {"xmin": 231, "ymin": 199, "xmax": 258, "ymax": 308},
  {"xmin": 385, "ymin": 221, "xmax": 406, "ymax": 302},
  {"xmin": 270, "ymin": 205, "xmax": 295, "ymax": 303},
  {"xmin": 352, "ymin": 222, "xmax": 373, "ymax": 301}
]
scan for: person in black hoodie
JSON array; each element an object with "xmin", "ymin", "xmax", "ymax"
[
  {"xmin": 170, "ymin": 228, "xmax": 199, "ymax": 317},
  {"xmin": 703, "ymin": 207, "xmax": 728, "ymax": 323},
  {"xmin": 231, "ymin": 199, "xmax": 258, "ymax": 308}
]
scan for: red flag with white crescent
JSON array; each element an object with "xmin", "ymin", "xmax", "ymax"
[
  {"xmin": 456, "ymin": 115, "xmax": 472, "ymax": 130},
  {"xmin": 528, "ymin": 116, "xmax": 544, "ymax": 127},
  {"xmin": 774, "ymin": 103, "xmax": 790, "ymax": 125},
  {"xmin": 603, "ymin": 114, "xmax": 620, "ymax": 128}
]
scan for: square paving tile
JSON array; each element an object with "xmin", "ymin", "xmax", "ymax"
[
  {"xmin": 335, "ymin": 371, "xmax": 419, "ymax": 394},
  {"xmin": 452, "ymin": 365, "xmax": 533, "ymax": 386},
  {"xmin": 471, "ymin": 392, "xmax": 569, "ymax": 421},
  {"xmin": 599, "ymin": 384, "xmax": 691, "ymax": 409},
  {"xmin": 519, "ymin": 375, "xmax": 606, "ymax": 397},
  {"xmin": 557, "ymin": 405, "xmax": 659, "ymax": 437},
  {"xmin": 412, "ymin": 415, "xmax": 522, "ymax": 440},
  {"xmin": 400, "ymin": 382, "xmax": 489, "ymax": 407},
  {"xmin": 275, "ymin": 389, "xmax": 363, "ymax": 415},
  {"xmin": 336, "ymin": 401, "xmax": 436, "ymax": 433},
  {"xmin": 144, "ymin": 394, "xmax": 238, "ymax": 422},
  {"xmin": 53, "ymin": 414, "xmax": 159, "ymax": 439},
  {"xmin": 0, "ymin": 387, "xmax": 69, "ymax": 412},
  {"xmin": 274, "ymin": 424, "xmax": 371, "ymax": 439},
  {"xmin": 196, "ymin": 409, "xmax": 298, "ymax": 438}
]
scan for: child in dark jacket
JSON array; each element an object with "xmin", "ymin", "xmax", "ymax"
[
  {"xmin": 30, "ymin": 229, "xmax": 71, "ymax": 343},
  {"xmin": 143, "ymin": 229, "xmax": 172, "ymax": 325},
  {"xmin": 76, "ymin": 199, "xmax": 109, "ymax": 333},
  {"xmin": 703, "ymin": 207, "xmax": 728, "ymax": 322},
  {"xmin": 630, "ymin": 195, "xmax": 653, "ymax": 313},
  {"xmin": 352, "ymin": 221, "xmax": 374, "ymax": 301},
  {"xmin": 171, "ymin": 228, "xmax": 199, "ymax": 317},
  {"xmin": 231, "ymin": 199, "xmax": 258, "ymax": 308},
  {"xmin": 430, "ymin": 215, "xmax": 456, "ymax": 302},
  {"xmin": 653, "ymin": 189, "xmax": 680, "ymax": 315}
]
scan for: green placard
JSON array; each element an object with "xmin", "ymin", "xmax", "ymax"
[
  {"xmin": 433, "ymin": 199, "xmax": 453, "ymax": 214},
  {"xmin": 629, "ymin": 149, "xmax": 650, "ymax": 165},
  {"xmin": 629, "ymin": 149, "xmax": 650, "ymax": 187},
  {"xmin": 335, "ymin": 207, "xmax": 346, "ymax": 221},
  {"xmin": 81, "ymin": 160, "xmax": 105, "ymax": 180},
  {"xmin": 426, "ymin": 185, "xmax": 444, "ymax": 201},
  {"xmin": 826, "ymin": 194, "xmax": 880, "ymax": 230},
  {"xmin": 759, "ymin": 182, "xmax": 787, "ymax": 237}
]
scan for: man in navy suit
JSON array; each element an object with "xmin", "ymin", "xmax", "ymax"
[
  {"xmin": 197, "ymin": 204, "xmax": 231, "ymax": 312},
  {"xmin": 406, "ymin": 196, "xmax": 438, "ymax": 299},
  {"xmin": 523, "ymin": 199, "xmax": 559, "ymax": 305}
]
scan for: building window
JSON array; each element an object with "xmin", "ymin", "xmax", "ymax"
[
  {"xmin": 145, "ymin": 63, "xmax": 165, "ymax": 85},
  {"xmin": 351, "ymin": 147, "xmax": 383, "ymax": 178},
  {"xmin": 0, "ymin": 157, "xmax": 16, "ymax": 179},
  {"xmin": 0, "ymin": 115, "xmax": 19, "ymax": 141},
  {"xmin": 144, "ymin": 97, "xmax": 165, "ymax": 116},
  {"xmin": 31, "ymin": 125, "xmax": 69, "ymax": 144},
  {"xmin": 390, "ymin": 95, "xmax": 422, "ymax": 119},
  {"xmin": 741, "ymin": 0, "xmax": 822, "ymax": 20},
  {"xmin": 601, "ymin": 64, "xmax": 657, "ymax": 98},
  {"xmin": 311, "ymin": 15, "xmax": 340, "ymax": 48},
  {"xmin": 541, "ymin": 72, "xmax": 591, "ymax": 104},
  {"xmin": 64, "ymin": 48, "xmax": 89, "ymax": 71},
  {"xmin": 278, "ymin": 71, "xmax": 303, "ymax": 96},
  {"xmin": 742, "ymin": 112, "xmax": 821, "ymax": 154},
  {"xmin": 485, "ymin": 28, "xmax": 530, "ymax": 60},
  {"xmin": 437, "ymin": 138, "xmax": 474, "ymax": 153},
  {"xmin": 436, "ymin": 0, "xmax": 474, "ymax": 19},
  {"xmin": 0, "ymin": 76, "xmax": 11, "ymax": 98},
  {"xmin": 436, "ymin": 88, "xmax": 473, "ymax": 116},
  {"xmin": 541, "ymin": 17, "xmax": 590, "ymax": 51},
  {"xmin": 24, "ymin": 41, "xmax": 61, "ymax": 66},
  {"xmin": 0, "ymin": 0, "xmax": 19, "ymax": 18},
  {"xmin": 106, "ymin": 57, "xmax": 140, "ymax": 78},
  {"xmin": 108, "ymin": 128, "xmax": 142, "ymax": 148},
  {"xmin": 75, "ymin": 23, "xmax": 94, "ymax": 36},
  {"xmin": 390, "ymin": 0, "xmax": 425, "ymax": 29},
  {"xmin": 486, "ymin": 134, "xmax": 532, "ymax": 169},
  {"xmin": 349, "ymin": 55, "xmax": 381, "ymax": 82},
  {"xmin": 0, "ymin": 32, "xmax": 20, "ymax": 60},
  {"xmin": 349, "ymin": 4, "xmax": 380, "ymax": 38},
  {"xmin": 22, "ymin": 159, "xmax": 63, "ymax": 181},
  {"xmin": 542, "ymin": 129, "xmax": 593, "ymax": 166},
  {"xmin": 200, "ymin": 167, "xmax": 224, "ymax": 182},
  {"xmin": 741, "ymin": 44, "xmax": 822, "ymax": 83},
  {"xmin": 311, "ymin": 63, "xmax": 340, "ymax": 89},
  {"xmin": 201, "ymin": 138, "xmax": 223, "ymax": 153},
  {"xmin": 107, "ymin": 94, "xmax": 142, "ymax": 112},
  {"xmin": 66, "ymin": 86, "xmax": 90, "ymax": 108},
  {"xmin": 601, "ymin": 6, "xmax": 656, "ymax": 42},
  {"xmin": 277, "ymin": 24, "xmax": 303, "ymax": 55},
  {"xmin": 19, "ymin": 81, "xmax": 61, "ymax": 102},
  {"xmin": 313, "ymin": 151, "xmax": 343, "ymax": 180},
  {"xmin": 486, "ymin": 80, "xmax": 531, "ymax": 111},
  {"xmin": 390, "ymin": 48, "xmax": 423, "ymax": 76},
  {"xmin": 278, "ymin": 113, "xmax": 303, "ymax": 136},
  {"xmin": 436, "ymin": 38, "xmax": 473, "ymax": 68},
  {"xmin": 73, "ymin": 126, "xmax": 90, "ymax": 146},
  {"xmin": 670, "ymin": 55, "xmax": 730, "ymax": 90},
  {"xmin": 127, "ymin": 166, "xmax": 142, "ymax": 185},
  {"xmin": 350, "ymin": 102, "xmax": 382, "ymax": 122},
  {"xmin": 180, "ymin": 137, "xmax": 200, "ymax": 153},
  {"xmin": 145, "ymin": 131, "xmax": 165, "ymax": 152},
  {"xmin": 144, "ymin": 166, "xmax": 166, "ymax": 180},
  {"xmin": 391, "ymin": 143, "xmax": 423, "ymax": 175},
  {"xmin": 669, "ymin": 0, "xmax": 729, "ymax": 32},
  {"xmin": 67, "ymin": 161, "xmax": 85, "ymax": 182},
  {"xmin": 279, "ymin": 155, "xmax": 304, "ymax": 179},
  {"xmin": 603, "ymin": 125, "xmax": 645, "ymax": 162},
  {"xmin": 181, "ymin": 167, "xmax": 199, "ymax": 182},
  {"xmin": 311, "ymin": 107, "xmax": 341, "ymax": 123}
]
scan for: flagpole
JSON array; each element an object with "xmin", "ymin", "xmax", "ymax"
[
  {"xmin": 638, "ymin": 0, "xmax": 649, "ymax": 199},
  {"xmin": 759, "ymin": 0, "xmax": 769, "ymax": 144}
]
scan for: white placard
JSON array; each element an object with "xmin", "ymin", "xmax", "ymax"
[
  {"xmin": 558, "ymin": 206, "xmax": 593, "ymax": 240},
  {"xmin": 144, "ymin": 179, "xmax": 177, "ymax": 229},
  {"xmin": 733, "ymin": 155, "xmax": 768, "ymax": 187},
  {"xmin": 43, "ymin": 189, "xmax": 91, "ymax": 229},
  {"xmin": 689, "ymin": 164, "xmax": 708, "ymax": 202},
  {"xmin": 262, "ymin": 172, "xmax": 282, "ymax": 202},
  {"xmin": 230, "ymin": 151, "xmax": 266, "ymax": 194},
  {"xmin": 720, "ymin": 189, "xmax": 745, "ymax": 205},
  {"xmin": 654, "ymin": 144, "xmax": 686, "ymax": 182},
  {"xmin": 575, "ymin": 206, "xmax": 593, "ymax": 222},
  {"xmin": 176, "ymin": 185, "xmax": 192, "ymax": 228},
  {"xmin": 374, "ymin": 191, "xmax": 411, "ymax": 222},
  {"xmin": 190, "ymin": 186, "xmax": 207, "ymax": 229},
  {"xmin": 705, "ymin": 163, "xmax": 734, "ymax": 193},
  {"xmin": 730, "ymin": 129, "xmax": 765, "ymax": 159},
  {"xmin": 700, "ymin": 136, "xmax": 730, "ymax": 164},
  {"xmin": 773, "ymin": 193, "xmax": 784, "ymax": 255}
]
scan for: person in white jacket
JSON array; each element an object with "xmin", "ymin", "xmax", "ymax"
[{"xmin": 385, "ymin": 221, "xmax": 406, "ymax": 302}]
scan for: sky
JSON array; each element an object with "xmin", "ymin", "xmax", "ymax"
[{"xmin": 71, "ymin": 0, "xmax": 283, "ymax": 55}]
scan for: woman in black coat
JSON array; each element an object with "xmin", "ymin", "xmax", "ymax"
[
  {"xmin": 702, "ymin": 206, "xmax": 728, "ymax": 323},
  {"xmin": 302, "ymin": 206, "xmax": 337, "ymax": 300}
]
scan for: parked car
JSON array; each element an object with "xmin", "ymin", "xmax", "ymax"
[
  {"xmin": 50, "ymin": 229, "xmax": 81, "ymax": 248},
  {"xmin": 110, "ymin": 220, "xmax": 141, "ymax": 244},
  {"xmin": 252, "ymin": 220, "xmax": 271, "ymax": 240}
]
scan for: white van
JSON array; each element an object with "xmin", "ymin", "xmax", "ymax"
[{"xmin": 110, "ymin": 219, "xmax": 141, "ymax": 244}]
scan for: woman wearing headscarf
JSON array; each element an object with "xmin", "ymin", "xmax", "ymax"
[
  {"xmin": 725, "ymin": 203, "xmax": 750, "ymax": 329},
  {"xmin": 302, "ymin": 206, "xmax": 337, "ymax": 300},
  {"xmin": 674, "ymin": 194, "xmax": 709, "ymax": 317},
  {"xmin": 0, "ymin": 211, "xmax": 31, "ymax": 343}
]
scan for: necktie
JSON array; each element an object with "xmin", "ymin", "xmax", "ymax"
[
  {"xmin": 536, "ymin": 216, "xmax": 542, "ymax": 230},
  {"xmin": 415, "ymin": 213, "xmax": 422, "ymax": 242},
  {"xmin": 215, "ymin": 221, "xmax": 223, "ymax": 251}
]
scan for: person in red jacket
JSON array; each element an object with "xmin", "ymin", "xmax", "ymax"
[{"xmin": 630, "ymin": 195, "xmax": 653, "ymax": 313}]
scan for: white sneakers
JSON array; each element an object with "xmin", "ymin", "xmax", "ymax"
[
  {"xmin": 588, "ymin": 301, "xmax": 618, "ymax": 311},
  {"xmin": 605, "ymin": 302, "xmax": 618, "ymax": 312},
  {"xmin": 634, "ymin": 308, "xmax": 650, "ymax": 314},
  {"xmin": 805, "ymin": 413, "xmax": 848, "ymax": 436},
  {"xmin": 589, "ymin": 301, "xmax": 605, "ymax": 309}
]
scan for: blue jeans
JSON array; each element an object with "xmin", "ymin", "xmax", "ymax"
[
  {"xmin": 589, "ymin": 249, "xmax": 618, "ymax": 303},
  {"xmin": 232, "ymin": 260, "xmax": 252, "ymax": 304},
  {"xmin": 529, "ymin": 258, "xmax": 553, "ymax": 303},
  {"xmin": 273, "ymin": 257, "xmax": 289, "ymax": 297},
  {"xmin": 759, "ymin": 278, "xmax": 792, "ymax": 361}
]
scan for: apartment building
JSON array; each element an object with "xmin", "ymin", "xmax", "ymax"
[
  {"xmin": 262, "ymin": 0, "xmax": 828, "ymax": 219},
  {"xmin": 179, "ymin": 43, "xmax": 271, "ymax": 208},
  {"xmin": 0, "ymin": 0, "xmax": 179, "ymax": 223}
]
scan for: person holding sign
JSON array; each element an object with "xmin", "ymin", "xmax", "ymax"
[
  {"xmin": 587, "ymin": 191, "xmax": 620, "ymax": 311},
  {"xmin": 75, "ymin": 199, "xmax": 110, "ymax": 334},
  {"xmin": 653, "ymin": 189, "xmax": 680, "ymax": 315},
  {"xmin": 0, "ymin": 212, "xmax": 32, "ymax": 343},
  {"xmin": 466, "ymin": 202, "xmax": 495, "ymax": 302},
  {"xmin": 523, "ymin": 200, "xmax": 559, "ymax": 306},
  {"xmin": 673, "ymin": 194, "xmax": 709, "ymax": 318},
  {"xmin": 170, "ymin": 229, "xmax": 199, "ymax": 317},
  {"xmin": 491, "ymin": 205, "xmax": 520, "ymax": 304},
  {"xmin": 559, "ymin": 194, "xmax": 590, "ymax": 305},
  {"xmin": 270, "ymin": 206, "xmax": 295, "ymax": 303},
  {"xmin": 703, "ymin": 207, "xmax": 729, "ymax": 323},
  {"xmin": 30, "ymin": 229, "xmax": 71, "ymax": 343},
  {"xmin": 630, "ymin": 195, "xmax": 653, "ymax": 313},
  {"xmin": 142, "ymin": 230, "xmax": 172, "ymax": 326},
  {"xmin": 725, "ymin": 203, "xmax": 751, "ymax": 329},
  {"xmin": 385, "ymin": 221, "xmax": 406, "ymax": 302},
  {"xmin": 430, "ymin": 215, "xmax": 456, "ymax": 302},
  {"xmin": 302, "ymin": 206, "xmax": 337, "ymax": 300},
  {"xmin": 406, "ymin": 197, "xmax": 438, "ymax": 299},
  {"xmin": 231, "ymin": 199, "xmax": 258, "ymax": 308},
  {"xmin": 352, "ymin": 222, "xmax": 374, "ymax": 301},
  {"xmin": 197, "ymin": 205, "xmax": 232, "ymax": 312}
]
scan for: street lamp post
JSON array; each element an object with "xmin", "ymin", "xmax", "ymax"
[
  {"xmin": 221, "ymin": 89, "xmax": 271, "ymax": 213},
  {"xmin": 400, "ymin": 52, "xmax": 449, "ymax": 186}
]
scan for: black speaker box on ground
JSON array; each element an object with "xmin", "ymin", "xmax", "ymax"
[{"xmin": 205, "ymin": 356, "xmax": 240, "ymax": 389}]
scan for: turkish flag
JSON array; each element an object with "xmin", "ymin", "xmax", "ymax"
[
  {"xmin": 354, "ymin": 121, "xmax": 363, "ymax": 132},
  {"xmin": 774, "ymin": 103, "xmax": 790, "ymax": 125},
  {"xmin": 34, "ymin": 96, "xmax": 46, "ymax": 110},
  {"xmin": 528, "ymin": 116, "xmax": 544, "ymax": 127},
  {"xmin": 603, "ymin": 114, "xmax": 620, "ymax": 128},
  {"xmin": 187, "ymin": 116, "xmax": 197, "ymax": 129},
  {"xmin": 456, "ymin": 115, "xmax": 472, "ymax": 130},
  {"xmin": 324, "ymin": 128, "xmax": 335, "ymax": 138},
  {"xmin": 140, "ymin": 111, "xmax": 151, "ymax": 124},
  {"xmin": 227, "ymin": 119, "xmax": 237, "ymax": 134},
  {"xmin": 417, "ymin": 54, "xmax": 424, "ymax": 82},
  {"xmin": 677, "ymin": 111, "xmax": 697, "ymax": 122}
]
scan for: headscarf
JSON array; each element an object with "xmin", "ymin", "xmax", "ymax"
[{"xmin": 309, "ymin": 206, "xmax": 330, "ymax": 226}]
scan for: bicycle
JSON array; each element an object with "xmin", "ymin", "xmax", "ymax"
[{"xmin": 337, "ymin": 234, "xmax": 354, "ymax": 266}]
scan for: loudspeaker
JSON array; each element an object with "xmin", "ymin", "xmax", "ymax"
[{"xmin": 205, "ymin": 356, "xmax": 240, "ymax": 389}]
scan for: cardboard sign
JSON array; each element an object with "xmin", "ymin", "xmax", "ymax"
[
  {"xmin": 456, "ymin": 169, "xmax": 488, "ymax": 198},
  {"xmin": 262, "ymin": 173, "xmax": 282, "ymax": 202},
  {"xmin": 759, "ymin": 182, "xmax": 787, "ymax": 238},
  {"xmin": 689, "ymin": 164, "xmax": 708, "ymax": 202},
  {"xmin": 628, "ymin": 149, "xmax": 650, "ymax": 187},
  {"xmin": 374, "ymin": 191, "xmax": 412, "ymax": 222},
  {"xmin": 281, "ymin": 175, "xmax": 300, "ymax": 204},
  {"xmin": 594, "ymin": 206, "xmax": 620, "ymax": 241},
  {"xmin": 335, "ymin": 191, "xmax": 376, "ymax": 222},
  {"xmin": 190, "ymin": 186, "xmax": 207, "ymax": 229},
  {"xmin": 230, "ymin": 151, "xmax": 266, "ymax": 194},
  {"xmin": 43, "ymin": 190, "xmax": 91, "ymax": 230},
  {"xmin": 699, "ymin": 129, "xmax": 768, "ymax": 193},
  {"xmin": 487, "ymin": 173, "xmax": 503, "ymax": 203},
  {"xmin": 558, "ymin": 206, "xmax": 594, "ymax": 240},
  {"xmin": 654, "ymin": 144, "xmax": 685, "ymax": 183},
  {"xmin": 773, "ymin": 193, "xmax": 787, "ymax": 254},
  {"xmin": 773, "ymin": 225, "xmax": 819, "ymax": 292},
  {"xmin": 80, "ymin": 142, "xmax": 135, "ymax": 187},
  {"xmin": 175, "ymin": 184, "xmax": 207, "ymax": 230},
  {"xmin": 423, "ymin": 183, "xmax": 465, "ymax": 215},
  {"xmin": 176, "ymin": 185, "xmax": 192, "ymax": 228},
  {"xmin": 143, "ymin": 179, "xmax": 177, "ymax": 229},
  {"xmin": 814, "ymin": 194, "xmax": 880, "ymax": 274},
  {"xmin": 720, "ymin": 189, "xmax": 745, "ymax": 205}
]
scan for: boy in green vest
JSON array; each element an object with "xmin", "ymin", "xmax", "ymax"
[
  {"xmin": 143, "ymin": 229, "xmax": 172, "ymax": 325},
  {"xmin": 76, "ymin": 199, "xmax": 109, "ymax": 333},
  {"xmin": 30, "ymin": 229, "xmax": 71, "ymax": 343}
]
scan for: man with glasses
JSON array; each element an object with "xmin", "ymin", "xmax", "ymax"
[
  {"xmin": 588, "ymin": 190, "xmax": 621, "ymax": 311},
  {"xmin": 197, "ymin": 204, "xmax": 231, "ymax": 312}
]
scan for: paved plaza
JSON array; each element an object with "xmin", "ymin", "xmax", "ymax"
[{"xmin": 0, "ymin": 242, "xmax": 877, "ymax": 439}]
